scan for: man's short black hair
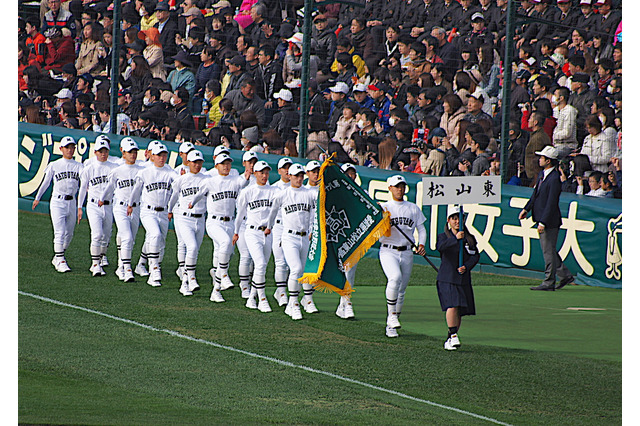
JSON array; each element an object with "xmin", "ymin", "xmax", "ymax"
[
  {"xmin": 176, "ymin": 87, "xmax": 190, "ymax": 103},
  {"xmin": 146, "ymin": 86, "xmax": 160, "ymax": 99},
  {"xmin": 568, "ymin": 54, "xmax": 585, "ymax": 69},
  {"xmin": 259, "ymin": 44, "xmax": 275, "ymax": 59},
  {"xmin": 472, "ymin": 133, "xmax": 490, "ymax": 151},
  {"xmin": 536, "ymin": 75, "xmax": 551, "ymax": 91}
]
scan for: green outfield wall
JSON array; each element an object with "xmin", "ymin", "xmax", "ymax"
[{"xmin": 18, "ymin": 123, "xmax": 622, "ymax": 289}]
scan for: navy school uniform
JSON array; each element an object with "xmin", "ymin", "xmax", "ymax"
[{"xmin": 436, "ymin": 229, "xmax": 479, "ymax": 316}]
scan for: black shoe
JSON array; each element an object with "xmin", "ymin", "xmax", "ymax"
[
  {"xmin": 530, "ymin": 283, "xmax": 555, "ymax": 291},
  {"xmin": 555, "ymin": 277, "xmax": 575, "ymax": 290}
]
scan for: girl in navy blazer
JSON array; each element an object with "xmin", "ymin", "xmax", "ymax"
[{"xmin": 436, "ymin": 205, "xmax": 480, "ymax": 351}]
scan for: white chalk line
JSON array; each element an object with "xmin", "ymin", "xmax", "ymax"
[{"xmin": 19, "ymin": 290, "xmax": 511, "ymax": 425}]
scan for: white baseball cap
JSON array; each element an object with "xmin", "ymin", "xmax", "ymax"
[
  {"xmin": 151, "ymin": 143, "xmax": 168, "ymax": 155},
  {"xmin": 187, "ymin": 150, "xmax": 204, "ymax": 162},
  {"xmin": 215, "ymin": 153, "xmax": 233, "ymax": 165},
  {"xmin": 329, "ymin": 82, "xmax": 349, "ymax": 94},
  {"xmin": 96, "ymin": 134, "xmax": 111, "ymax": 146},
  {"xmin": 253, "ymin": 160, "xmax": 272, "ymax": 172},
  {"xmin": 352, "ymin": 83, "xmax": 367, "ymax": 93},
  {"xmin": 286, "ymin": 32, "xmax": 303, "ymax": 44},
  {"xmin": 179, "ymin": 141, "xmax": 195, "ymax": 154},
  {"xmin": 55, "ymin": 88, "xmax": 73, "ymax": 99},
  {"xmin": 242, "ymin": 151, "xmax": 258, "ymax": 162},
  {"xmin": 94, "ymin": 137, "xmax": 110, "ymax": 151},
  {"xmin": 288, "ymin": 163, "xmax": 305, "ymax": 175},
  {"xmin": 60, "ymin": 136, "xmax": 76, "ymax": 147},
  {"xmin": 147, "ymin": 140, "xmax": 162, "ymax": 151},
  {"xmin": 341, "ymin": 163, "xmax": 356, "ymax": 173},
  {"xmin": 305, "ymin": 160, "xmax": 321, "ymax": 172},
  {"xmin": 274, "ymin": 89, "xmax": 293, "ymax": 102},
  {"xmin": 120, "ymin": 137, "xmax": 139, "ymax": 152},
  {"xmin": 387, "ymin": 175, "xmax": 407, "ymax": 187},
  {"xmin": 447, "ymin": 204, "xmax": 462, "ymax": 218},
  {"xmin": 214, "ymin": 145, "xmax": 230, "ymax": 156},
  {"xmin": 278, "ymin": 157, "xmax": 293, "ymax": 169},
  {"xmin": 535, "ymin": 145, "xmax": 559, "ymax": 160}
]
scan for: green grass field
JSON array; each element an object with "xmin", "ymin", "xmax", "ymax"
[{"xmin": 18, "ymin": 210, "xmax": 622, "ymax": 424}]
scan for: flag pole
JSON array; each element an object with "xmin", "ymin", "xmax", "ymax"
[{"xmin": 391, "ymin": 223, "xmax": 439, "ymax": 273}]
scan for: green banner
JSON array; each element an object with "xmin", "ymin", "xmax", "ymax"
[
  {"xmin": 18, "ymin": 123, "xmax": 622, "ymax": 289},
  {"xmin": 299, "ymin": 156, "xmax": 390, "ymax": 296}
]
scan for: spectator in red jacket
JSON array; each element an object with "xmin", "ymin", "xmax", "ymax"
[
  {"xmin": 43, "ymin": 27, "xmax": 75, "ymax": 72},
  {"xmin": 24, "ymin": 16, "xmax": 46, "ymax": 66}
]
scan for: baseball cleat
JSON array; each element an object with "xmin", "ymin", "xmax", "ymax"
[
  {"xmin": 257, "ymin": 298, "xmax": 272, "ymax": 313},
  {"xmin": 343, "ymin": 301, "xmax": 355, "ymax": 319},
  {"xmin": 115, "ymin": 265, "xmax": 124, "ymax": 280},
  {"xmin": 302, "ymin": 296, "xmax": 318, "ymax": 314},
  {"xmin": 387, "ymin": 314, "xmax": 401, "ymax": 329},
  {"xmin": 444, "ymin": 338, "xmax": 457, "ymax": 351},
  {"xmin": 57, "ymin": 260, "xmax": 71, "ymax": 273},
  {"xmin": 274, "ymin": 289, "xmax": 288, "ymax": 306},
  {"xmin": 134, "ymin": 263, "xmax": 149, "ymax": 277},
  {"xmin": 245, "ymin": 295, "xmax": 258, "ymax": 309},
  {"xmin": 100, "ymin": 255, "xmax": 109, "ymax": 267},
  {"xmin": 386, "ymin": 326, "xmax": 399, "ymax": 338},
  {"xmin": 240, "ymin": 285, "xmax": 251, "ymax": 299},
  {"xmin": 210, "ymin": 288, "xmax": 225, "ymax": 303},
  {"xmin": 123, "ymin": 267, "xmax": 135, "ymax": 283},
  {"xmin": 188, "ymin": 278, "xmax": 200, "ymax": 293},
  {"xmin": 289, "ymin": 303, "xmax": 303, "ymax": 320},
  {"xmin": 449, "ymin": 334, "xmax": 461, "ymax": 348},
  {"xmin": 219, "ymin": 275, "xmax": 234, "ymax": 291},
  {"xmin": 179, "ymin": 282, "xmax": 193, "ymax": 296},
  {"xmin": 146, "ymin": 276, "xmax": 162, "ymax": 287},
  {"xmin": 176, "ymin": 266, "xmax": 183, "ymax": 279},
  {"xmin": 335, "ymin": 302, "xmax": 346, "ymax": 319}
]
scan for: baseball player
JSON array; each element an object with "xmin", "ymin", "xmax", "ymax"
[
  {"xmin": 232, "ymin": 151, "xmax": 258, "ymax": 298},
  {"xmin": 174, "ymin": 141, "xmax": 196, "ymax": 281},
  {"xmin": 379, "ymin": 174, "xmax": 427, "ymax": 338},
  {"xmin": 268, "ymin": 163, "xmax": 317, "ymax": 320},
  {"xmin": 127, "ymin": 143, "xmax": 177, "ymax": 287},
  {"xmin": 190, "ymin": 153, "xmax": 252, "ymax": 302},
  {"xmin": 134, "ymin": 140, "xmax": 166, "ymax": 276},
  {"xmin": 295, "ymin": 160, "xmax": 321, "ymax": 313},
  {"xmin": 168, "ymin": 149, "xmax": 209, "ymax": 296},
  {"xmin": 336, "ymin": 163, "xmax": 358, "ymax": 319},
  {"xmin": 233, "ymin": 160, "xmax": 276, "ymax": 313},
  {"xmin": 77, "ymin": 136, "xmax": 119, "ymax": 276},
  {"xmin": 32, "ymin": 136, "xmax": 83, "ymax": 273},
  {"xmin": 271, "ymin": 157, "xmax": 293, "ymax": 306},
  {"xmin": 84, "ymin": 134, "xmax": 121, "ymax": 166},
  {"xmin": 206, "ymin": 145, "xmax": 239, "ymax": 177},
  {"xmin": 99, "ymin": 137, "xmax": 143, "ymax": 283}
]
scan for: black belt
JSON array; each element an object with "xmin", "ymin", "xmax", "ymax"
[
  {"xmin": 55, "ymin": 194, "xmax": 74, "ymax": 200},
  {"xmin": 287, "ymin": 229, "xmax": 307, "ymax": 237},
  {"xmin": 91, "ymin": 198, "xmax": 110, "ymax": 205},
  {"xmin": 182, "ymin": 212, "xmax": 203, "ymax": 218},
  {"xmin": 146, "ymin": 205, "xmax": 165, "ymax": 212},
  {"xmin": 276, "ymin": 219, "xmax": 281, "ymax": 224},
  {"xmin": 382, "ymin": 244, "xmax": 409, "ymax": 251},
  {"xmin": 249, "ymin": 225, "xmax": 267, "ymax": 231},
  {"xmin": 118, "ymin": 201, "xmax": 137, "ymax": 207},
  {"xmin": 211, "ymin": 215, "xmax": 232, "ymax": 221}
]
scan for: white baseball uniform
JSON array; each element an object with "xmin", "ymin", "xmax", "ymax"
[
  {"xmin": 78, "ymin": 157, "xmax": 119, "ymax": 272},
  {"xmin": 101, "ymin": 160, "xmax": 143, "ymax": 278},
  {"xmin": 268, "ymin": 185, "xmax": 317, "ymax": 315},
  {"xmin": 234, "ymin": 182, "xmax": 276, "ymax": 308},
  {"xmin": 168, "ymin": 169, "xmax": 209, "ymax": 293},
  {"xmin": 270, "ymin": 178, "xmax": 290, "ymax": 304},
  {"xmin": 379, "ymin": 199, "xmax": 427, "ymax": 326},
  {"xmin": 128, "ymin": 164, "xmax": 177, "ymax": 285},
  {"xmin": 34, "ymin": 156, "xmax": 83, "ymax": 270}
]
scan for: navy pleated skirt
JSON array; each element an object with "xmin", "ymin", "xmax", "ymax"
[{"xmin": 436, "ymin": 281, "xmax": 476, "ymax": 316}]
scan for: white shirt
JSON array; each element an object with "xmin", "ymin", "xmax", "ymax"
[
  {"xmin": 379, "ymin": 200, "xmax": 427, "ymax": 247},
  {"xmin": 35, "ymin": 157, "xmax": 83, "ymax": 202},
  {"xmin": 272, "ymin": 179, "xmax": 290, "ymax": 224},
  {"xmin": 101, "ymin": 162, "xmax": 144, "ymax": 204},
  {"xmin": 78, "ymin": 158, "xmax": 119, "ymax": 206},
  {"xmin": 191, "ymin": 173, "xmax": 249, "ymax": 218},
  {"xmin": 269, "ymin": 185, "xmax": 317, "ymax": 233},
  {"xmin": 168, "ymin": 171, "xmax": 210, "ymax": 215},
  {"xmin": 234, "ymin": 183, "xmax": 276, "ymax": 234},
  {"xmin": 580, "ymin": 131, "xmax": 617, "ymax": 172},
  {"xmin": 206, "ymin": 167, "xmax": 239, "ymax": 177},
  {"xmin": 128, "ymin": 164, "xmax": 178, "ymax": 209},
  {"xmin": 552, "ymin": 104, "xmax": 578, "ymax": 145}
]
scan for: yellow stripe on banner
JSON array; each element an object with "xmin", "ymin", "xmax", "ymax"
[{"xmin": 299, "ymin": 154, "xmax": 335, "ymax": 285}]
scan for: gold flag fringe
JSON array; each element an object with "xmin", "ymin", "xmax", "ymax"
[{"xmin": 342, "ymin": 210, "xmax": 391, "ymax": 271}]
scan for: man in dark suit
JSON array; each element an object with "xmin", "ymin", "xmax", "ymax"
[
  {"xmin": 594, "ymin": 0, "xmax": 621, "ymax": 44},
  {"xmin": 154, "ymin": 2, "xmax": 179, "ymax": 64},
  {"xmin": 519, "ymin": 146, "xmax": 575, "ymax": 291}
]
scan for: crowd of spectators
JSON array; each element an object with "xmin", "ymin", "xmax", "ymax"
[{"xmin": 18, "ymin": 0, "xmax": 622, "ymax": 197}]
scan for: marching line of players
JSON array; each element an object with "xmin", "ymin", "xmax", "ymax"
[{"xmin": 32, "ymin": 134, "xmax": 477, "ymax": 348}]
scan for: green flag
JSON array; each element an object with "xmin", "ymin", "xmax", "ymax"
[{"xmin": 300, "ymin": 155, "xmax": 390, "ymax": 296}]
